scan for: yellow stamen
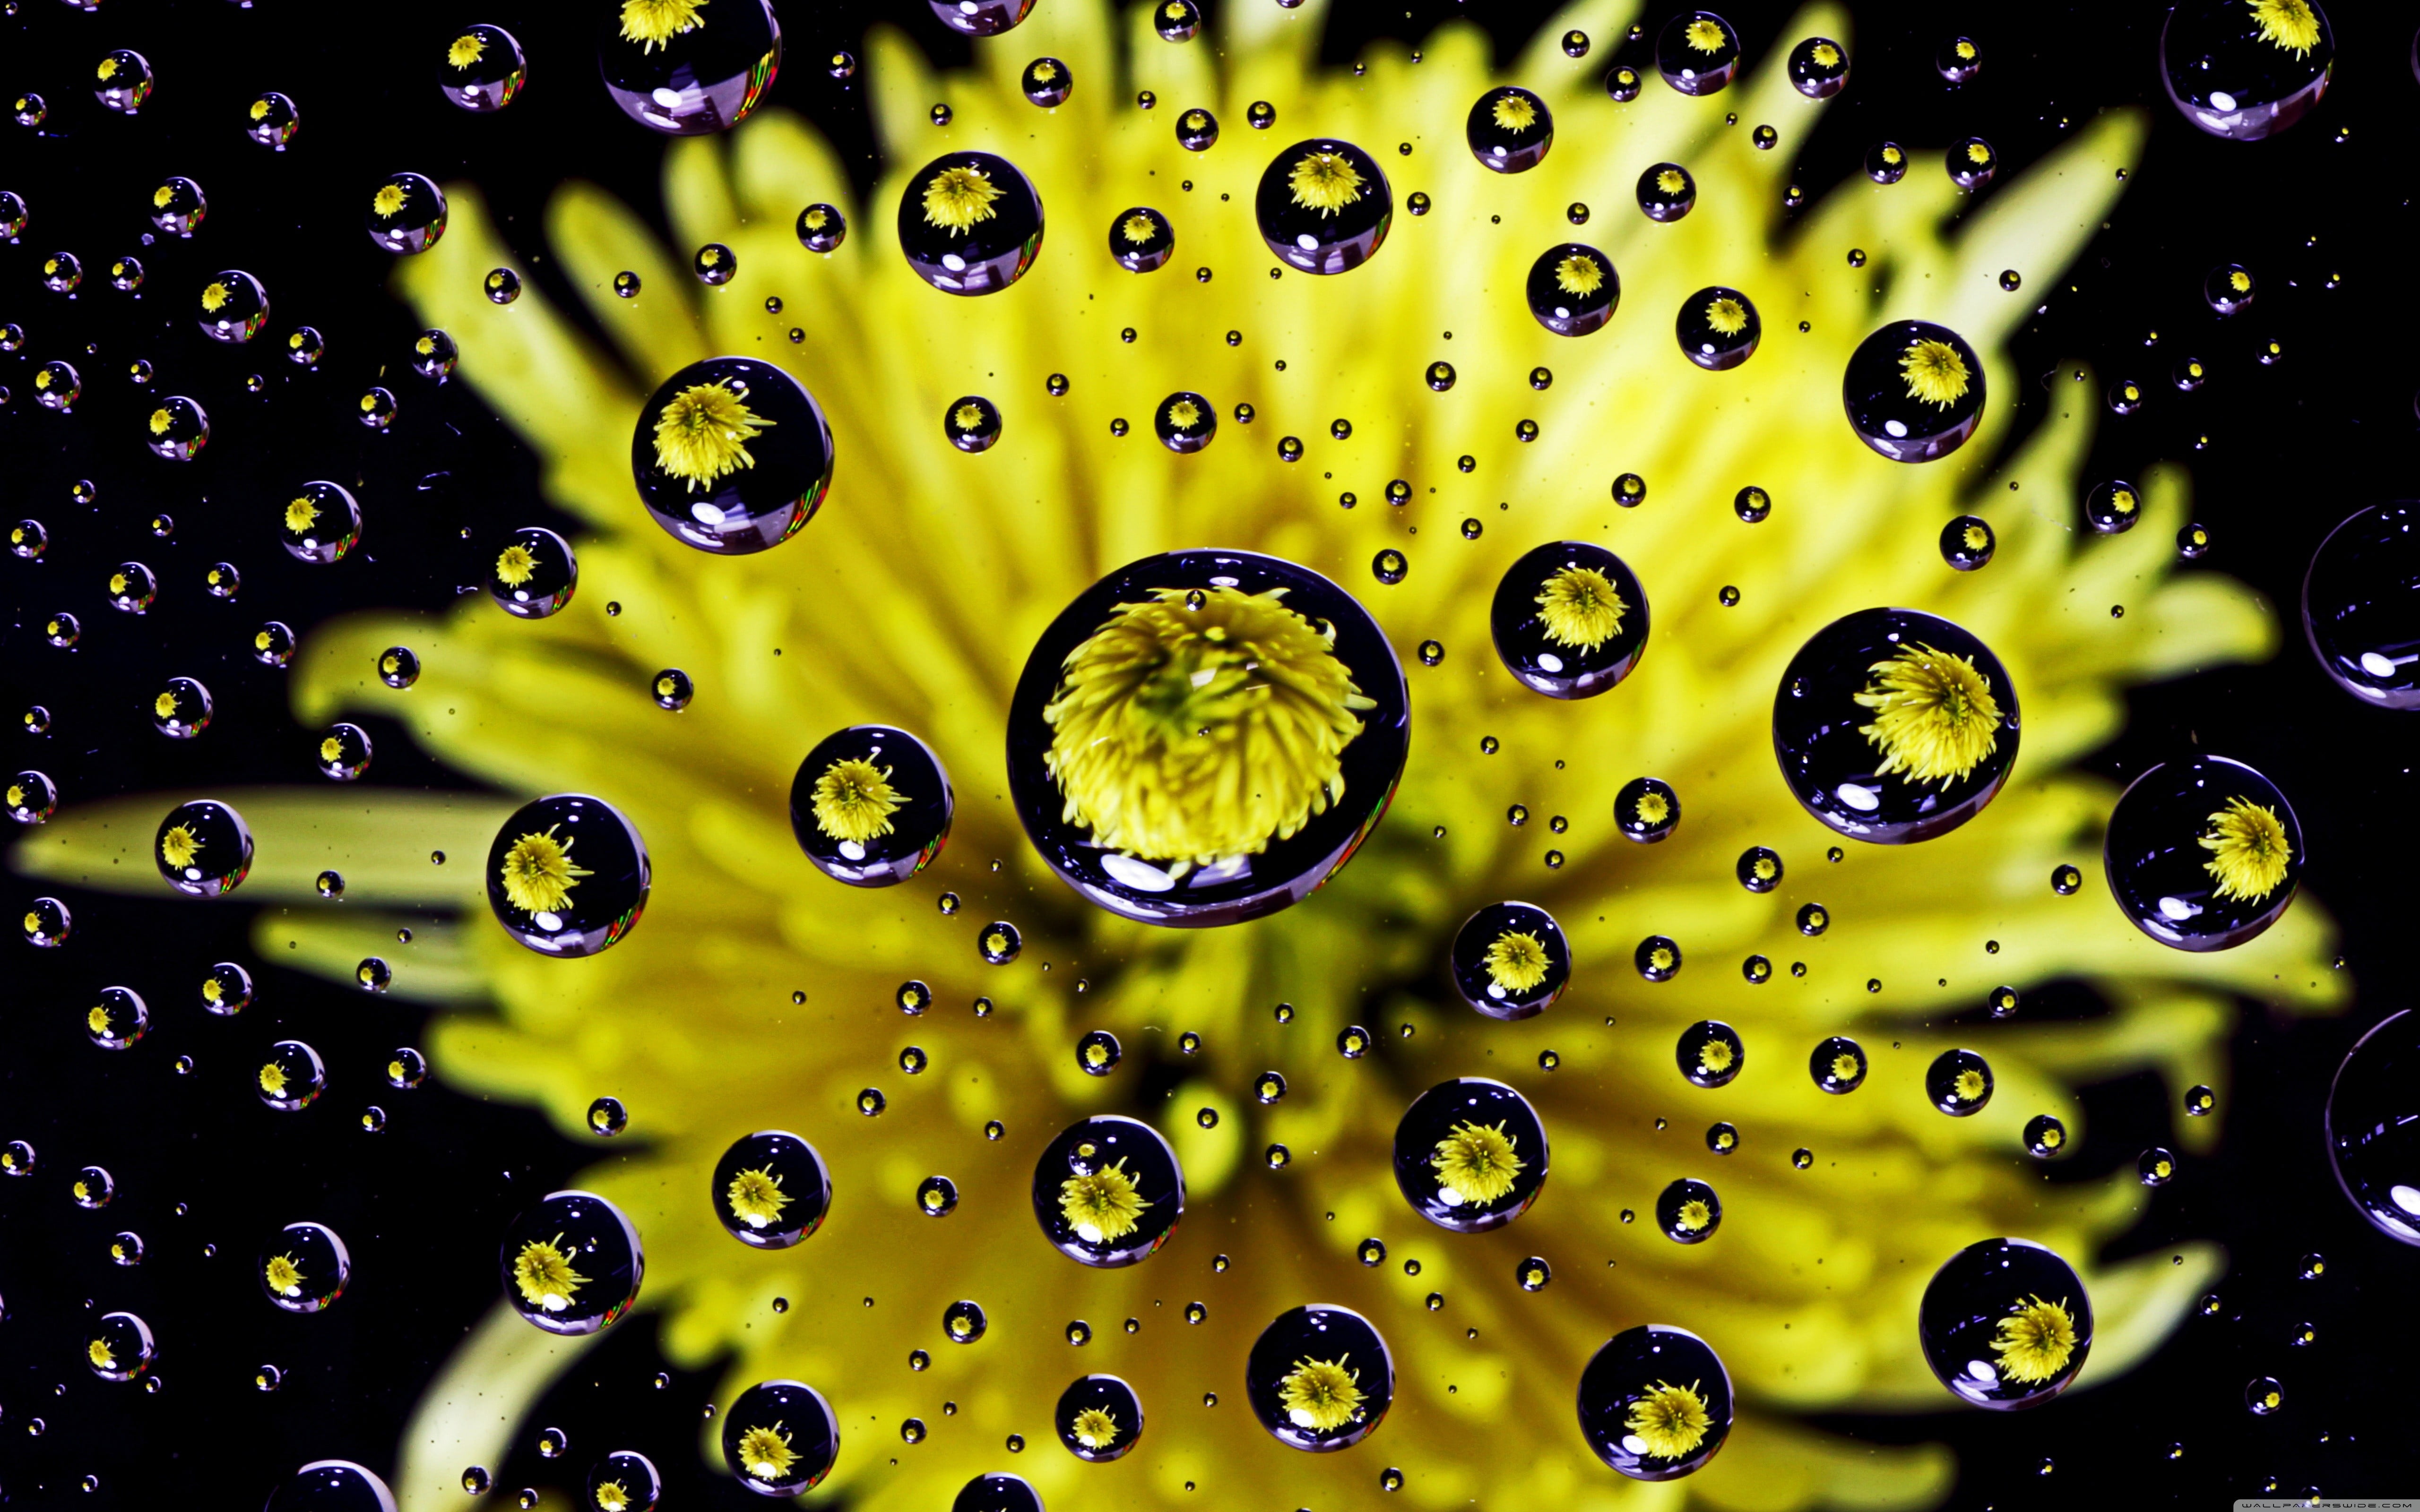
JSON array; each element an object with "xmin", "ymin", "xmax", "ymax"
[
  {"xmin": 494, "ymin": 543, "xmax": 536, "ymax": 586},
  {"xmin": 1900, "ymin": 339, "xmax": 1971, "ymax": 408},
  {"xmin": 285, "ymin": 497, "xmax": 319, "ymax": 533},
  {"xmin": 650, "ymin": 380, "xmax": 774, "ymax": 492},
  {"xmin": 201, "ymin": 282, "xmax": 231, "ymax": 314},
  {"xmin": 727, "ymin": 1168, "xmax": 792, "ymax": 1228},
  {"xmin": 811, "ymin": 757, "xmax": 902, "ymax": 845},
  {"xmin": 1043, "ymin": 586, "xmax": 1371, "ymax": 869},
  {"xmin": 1071, "ymin": 1407, "xmax": 1121, "ymax": 1448},
  {"xmin": 1491, "ymin": 93, "xmax": 1537, "ymax": 133},
  {"xmin": 265, "ymin": 1253, "xmax": 303, "ymax": 1295},
  {"xmin": 160, "ymin": 824, "xmax": 203, "ymax": 868},
  {"xmin": 1853, "ymin": 643, "xmax": 2002, "ymax": 787},
  {"xmin": 1554, "ymin": 253, "xmax": 1603, "ymax": 297},
  {"xmin": 922, "ymin": 165, "xmax": 1003, "ymax": 235},
  {"xmin": 512, "ymin": 1232, "xmax": 589, "ymax": 1312},
  {"xmin": 1533, "ymin": 565, "xmax": 1625, "ymax": 652},
  {"xmin": 1625, "ymin": 1380, "xmax": 1711, "ymax": 1459},
  {"xmin": 1278, "ymin": 1355, "xmax": 1363, "ymax": 1432},
  {"xmin": 499, "ymin": 825, "xmax": 592, "ymax": 916},
  {"xmin": 620, "ymin": 0, "xmax": 708, "ymax": 53},
  {"xmin": 1165, "ymin": 397, "xmax": 1202, "ymax": 430},
  {"xmin": 1990, "ymin": 1296, "xmax": 2076, "ymax": 1384},
  {"xmin": 449, "ymin": 33, "xmax": 485, "ymax": 69},
  {"xmin": 1430, "ymin": 1120, "xmax": 1523, "ymax": 1204},
  {"xmin": 1704, "ymin": 296, "xmax": 1749, "ymax": 335},
  {"xmin": 1483, "ymin": 929, "xmax": 1550, "ymax": 993},
  {"xmin": 2200, "ymin": 796, "xmax": 2291, "ymax": 902},
  {"xmin": 1685, "ymin": 18, "xmax": 1725, "ymax": 52},
  {"xmin": 1059, "ymin": 1157, "xmax": 1151, "ymax": 1243},
  {"xmin": 1287, "ymin": 150, "xmax": 1365, "ymax": 216},
  {"xmin": 371, "ymin": 183, "xmax": 408, "ymax": 220},
  {"xmin": 1655, "ymin": 169, "xmax": 1686, "ymax": 195},
  {"xmin": 2247, "ymin": 0, "xmax": 2321, "ymax": 57},
  {"xmin": 1699, "ymin": 1038, "xmax": 1735, "ymax": 1075}
]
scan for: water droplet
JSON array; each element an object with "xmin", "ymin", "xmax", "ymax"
[
  {"xmin": 1677, "ymin": 1021, "xmax": 1744, "ymax": 1089},
  {"xmin": 1636, "ymin": 162, "xmax": 1694, "ymax": 221},
  {"xmin": 485, "ymin": 793, "xmax": 648, "ymax": 955},
  {"xmin": 1654, "ymin": 1177, "xmax": 1722, "ymax": 1243},
  {"xmin": 1926, "ymin": 1048, "xmax": 1995, "ymax": 1115},
  {"xmin": 1245, "ymin": 1305, "xmax": 1393, "ymax": 1448},
  {"xmin": 1919, "ymin": 1238, "xmax": 2091, "ymax": 1408},
  {"xmin": 2104, "ymin": 756, "xmax": 2300, "ymax": 951},
  {"xmin": 1467, "ymin": 87, "xmax": 1552, "ymax": 173},
  {"xmin": 1256, "ymin": 139, "xmax": 1392, "ymax": 274},
  {"xmin": 1656, "ymin": 11, "xmax": 1740, "ymax": 94}
]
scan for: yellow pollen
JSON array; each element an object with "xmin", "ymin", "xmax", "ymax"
[
  {"xmin": 285, "ymin": 497, "xmax": 319, "ymax": 533},
  {"xmin": 1953, "ymin": 1067, "xmax": 1987, "ymax": 1101},
  {"xmin": 1059, "ymin": 1158, "xmax": 1152, "ymax": 1243},
  {"xmin": 2247, "ymin": 0, "xmax": 2321, "ymax": 56},
  {"xmin": 811, "ymin": 757, "xmax": 902, "ymax": 845},
  {"xmin": 620, "ymin": 0, "xmax": 709, "ymax": 52},
  {"xmin": 1967, "ymin": 142, "xmax": 1992, "ymax": 164},
  {"xmin": 148, "ymin": 408, "xmax": 173, "ymax": 435},
  {"xmin": 1071, "ymin": 1406, "xmax": 1121, "ymax": 1448},
  {"xmin": 89, "ymin": 1338, "xmax": 115, "ymax": 1369},
  {"xmin": 1491, "ymin": 93, "xmax": 1537, "ymax": 133},
  {"xmin": 1555, "ymin": 253, "xmax": 1603, "ymax": 297},
  {"xmin": 1042, "ymin": 585, "xmax": 1372, "ymax": 870},
  {"xmin": 1684, "ymin": 17, "xmax": 1725, "ymax": 52},
  {"xmin": 265, "ymin": 1253, "xmax": 304, "ymax": 1294},
  {"xmin": 1812, "ymin": 42, "xmax": 1841, "ymax": 67},
  {"xmin": 449, "ymin": 33, "xmax": 485, "ymax": 69},
  {"xmin": 160, "ymin": 824, "xmax": 203, "ymax": 868},
  {"xmin": 1165, "ymin": 397, "xmax": 1202, "ymax": 430},
  {"xmin": 1676, "ymin": 1198, "xmax": 1712, "ymax": 1232},
  {"xmin": 651, "ymin": 380, "xmax": 774, "ymax": 492},
  {"xmin": 1656, "ymin": 168, "xmax": 1687, "ymax": 195},
  {"xmin": 1699, "ymin": 1038, "xmax": 1735, "ymax": 1074},
  {"xmin": 1704, "ymin": 296, "xmax": 1749, "ymax": 335},
  {"xmin": 1430, "ymin": 1120, "xmax": 1524, "ymax": 1204},
  {"xmin": 1278, "ymin": 1355, "xmax": 1364, "ymax": 1432},
  {"xmin": 1484, "ymin": 929, "xmax": 1550, "ymax": 993},
  {"xmin": 1990, "ymin": 1296, "xmax": 2077, "ymax": 1384},
  {"xmin": 259, "ymin": 1060, "xmax": 288, "ymax": 1095},
  {"xmin": 499, "ymin": 825, "xmax": 592, "ymax": 916},
  {"xmin": 495, "ymin": 543, "xmax": 536, "ymax": 586},
  {"xmin": 87, "ymin": 1005, "xmax": 112, "ymax": 1035},
  {"xmin": 1287, "ymin": 150, "xmax": 1366, "ymax": 216},
  {"xmin": 1901, "ymin": 339, "xmax": 1971, "ymax": 407},
  {"xmin": 201, "ymin": 282, "xmax": 231, "ymax": 314},
  {"xmin": 1635, "ymin": 790, "xmax": 1670, "ymax": 825},
  {"xmin": 372, "ymin": 183, "xmax": 408, "ymax": 219},
  {"xmin": 1625, "ymin": 1380, "xmax": 1711, "ymax": 1459},
  {"xmin": 512, "ymin": 1233, "xmax": 589, "ymax": 1312},
  {"xmin": 922, "ymin": 164, "xmax": 1004, "ymax": 235},
  {"xmin": 1853, "ymin": 643, "xmax": 2002, "ymax": 787},
  {"xmin": 1534, "ymin": 565, "xmax": 1625, "ymax": 651},
  {"xmin": 2200, "ymin": 796, "xmax": 2291, "ymax": 902}
]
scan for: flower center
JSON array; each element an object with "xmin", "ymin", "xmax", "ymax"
[
  {"xmin": 372, "ymin": 183, "xmax": 408, "ymax": 220},
  {"xmin": 160, "ymin": 823, "xmax": 203, "ymax": 868},
  {"xmin": 259, "ymin": 1060, "xmax": 288, "ymax": 1095},
  {"xmin": 495, "ymin": 543, "xmax": 537, "ymax": 586},
  {"xmin": 286, "ymin": 497, "xmax": 319, "ymax": 533},
  {"xmin": 1656, "ymin": 168, "xmax": 1686, "ymax": 195},
  {"xmin": 201, "ymin": 281, "xmax": 231, "ymax": 314},
  {"xmin": 1554, "ymin": 253, "xmax": 1604, "ymax": 297},
  {"xmin": 1699, "ymin": 1038, "xmax": 1735, "ymax": 1074},
  {"xmin": 737, "ymin": 1421, "xmax": 795, "ymax": 1480},
  {"xmin": 1491, "ymin": 93, "xmax": 1537, "ymax": 133},
  {"xmin": 1676, "ymin": 1198, "xmax": 1713, "ymax": 1231},
  {"xmin": 265, "ymin": 1253, "xmax": 304, "ymax": 1294},
  {"xmin": 1071, "ymin": 1407, "xmax": 1121, "ymax": 1448},
  {"xmin": 1634, "ymin": 790, "xmax": 1670, "ymax": 825},
  {"xmin": 1165, "ymin": 397, "xmax": 1203, "ymax": 431},
  {"xmin": 449, "ymin": 33, "xmax": 485, "ymax": 69},
  {"xmin": 1685, "ymin": 17, "xmax": 1725, "ymax": 52}
]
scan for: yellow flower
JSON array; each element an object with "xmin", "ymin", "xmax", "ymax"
[
  {"xmin": 1553, "ymin": 251, "xmax": 1603, "ymax": 296},
  {"xmin": 147, "ymin": 408, "xmax": 172, "ymax": 436},
  {"xmin": 88, "ymin": 1338, "xmax": 114, "ymax": 1370},
  {"xmin": 286, "ymin": 497, "xmax": 320, "ymax": 533},
  {"xmin": 151, "ymin": 184, "xmax": 173, "ymax": 209},
  {"xmin": 2200, "ymin": 796, "xmax": 2291, "ymax": 902},
  {"xmin": 86, "ymin": 1004, "xmax": 112, "ymax": 1036},
  {"xmin": 1483, "ymin": 929, "xmax": 1549, "ymax": 992},
  {"xmin": 1277, "ymin": 1355, "xmax": 1363, "ymax": 1432},
  {"xmin": 1699, "ymin": 1037, "xmax": 1736, "ymax": 1075},
  {"xmin": 1853, "ymin": 644, "xmax": 2003, "ymax": 787},
  {"xmin": 726, "ymin": 1167, "xmax": 790, "ymax": 1228},
  {"xmin": 2247, "ymin": 0, "xmax": 2321, "ymax": 57},
  {"xmin": 1811, "ymin": 41, "xmax": 1841, "ymax": 67},
  {"xmin": 651, "ymin": 380, "xmax": 774, "ymax": 491},
  {"xmin": 1059, "ymin": 1157, "xmax": 1150, "ymax": 1242},
  {"xmin": 1430, "ymin": 1119, "xmax": 1523, "ymax": 1204},
  {"xmin": 258, "ymin": 1061, "xmax": 287, "ymax": 1096},
  {"xmin": 9, "ymin": 8, "xmax": 2348, "ymax": 1512},
  {"xmin": 372, "ymin": 183, "xmax": 408, "ymax": 219},
  {"xmin": 1703, "ymin": 293, "xmax": 1749, "ymax": 334},
  {"xmin": 736, "ymin": 1421, "xmax": 795, "ymax": 1480},
  {"xmin": 1286, "ymin": 148, "xmax": 1364, "ymax": 215},
  {"xmin": 499, "ymin": 826, "xmax": 592, "ymax": 915},
  {"xmin": 266, "ymin": 1253, "xmax": 304, "ymax": 1295},
  {"xmin": 620, "ymin": 0, "xmax": 708, "ymax": 53},
  {"xmin": 1533, "ymin": 564, "xmax": 1625, "ymax": 651},
  {"xmin": 1989, "ymin": 1296, "xmax": 2076, "ymax": 1384},
  {"xmin": 1655, "ymin": 167, "xmax": 1687, "ymax": 195},
  {"xmin": 921, "ymin": 164, "xmax": 1003, "ymax": 234},
  {"xmin": 512, "ymin": 1233, "xmax": 588, "ymax": 1312},
  {"xmin": 1490, "ymin": 92, "xmax": 1536, "ymax": 133},
  {"xmin": 1625, "ymin": 1380, "xmax": 1711, "ymax": 1459},
  {"xmin": 1953, "ymin": 1067, "xmax": 1988, "ymax": 1102},
  {"xmin": 1684, "ymin": 17, "xmax": 1725, "ymax": 51},
  {"xmin": 494, "ymin": 543, "xmax": 536, "ymax": 586},
  {"xmin": 810, "ymin": 757, "xmax": 901, "ymax": 844},
  {"xmin": 449, "ymin": 33, "xmax": 485, "ymax": 69},
  {"xmin": 1965, "ymin": 141, "xmax": 1992, "ymax": 165},
  {"xmin": 157, "ymin": 824, "xmax": 202, "ymax": 868},
  {"xmin": 1900, "ymin": 338, "xmax": 1971, "ymax": 407},
  {"xmin": 1119, "ymin": 212, "xmax": 1157, "ymax": 246},
  {"xmin": 1164, "ymin": 396, "xmax": 1202, "ymax": 430},
  {"xmin": 1070, "ymin": 1406, "xmax": 1121, "ymax": 1449},
  {"xmin": 201, "ymin": 281, "xmax": 231, "ymax": 314}
]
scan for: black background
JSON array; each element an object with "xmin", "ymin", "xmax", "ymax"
[{"xmin": 2, "ymin": 0, "xmax": 2416, "ymax": 1506}]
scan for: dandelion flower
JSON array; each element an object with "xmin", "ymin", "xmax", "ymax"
[
  {"xmin": 2200, "ymin": 796, "xmax": 2291, "ymax": 902},
  {"xmin": 735, "ymin": 1421, "xmax": 794, "ymax": 1480},
  {"xmin": 2247, "ymin": 0, "xmax": 2322, "ymax": 57},
  {"xmin": 371, "ymin": 183, "xmax": 408, "ymax": 220},
  {"xmin": 1625, "ymin": 1380, "xmax": 1711, "ymax": 1459},
  {"xmin": 1278, "ymin": 1355, "xmax": 1362, "ymax": 1432},
  {"xmin": 1854, "ymin": 643, "xmax": 2002, "ymax": 787},
  {"xmin": 1287, "ymin": 149, "xmax": 1364, "ymax": 216},
  {"xmin": 620, "ymin": 0, "xmax": 708, "ymax": 53},
  {"xmin": 285, "ymin": 497, "xmax": 319, "ymax": 533},
  {"xmin": 14, "ymin": 8, "xmax": 2346, "ymax": 1511},
  {"xmin": 1533, "ymin": 564, "xmax": 1625, "ymax": 651},
  {"xmin": 1704, "ymin": 294, "xmax": 1750, "ymax": 335},
  {"xmin": 1989, "ymin": 1296, "xmax": 2077, "ymax": 1384},
  {"xmin": 449, "ymin": 33, "xmax": 485, "ymax": 69},
  {"xmin": 1431, "ymin": 1119, "xmax": 1524, "ymax": 1205},
  {"xmin": 921, "ymin": 165, "xmax": 1002, "ymax": 234},
  {"xmin": 1491, "ymin": 93, "xmax": 1537, "ymax": 133},
  {"xmin": 511, "ymin": 1233, "xmax": 588, "ymax": 1312},
  {"xmin": 1483, "ymin": 929, "xmax": 1550, "ymax": 993},
  {"xmin": 1060, "ymin": 1157, "xmax": 1150, "ymax": 1243},
  {"xmin": 1553, "ymin": 251, "xmax": 1603, "ymax": 296}
]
